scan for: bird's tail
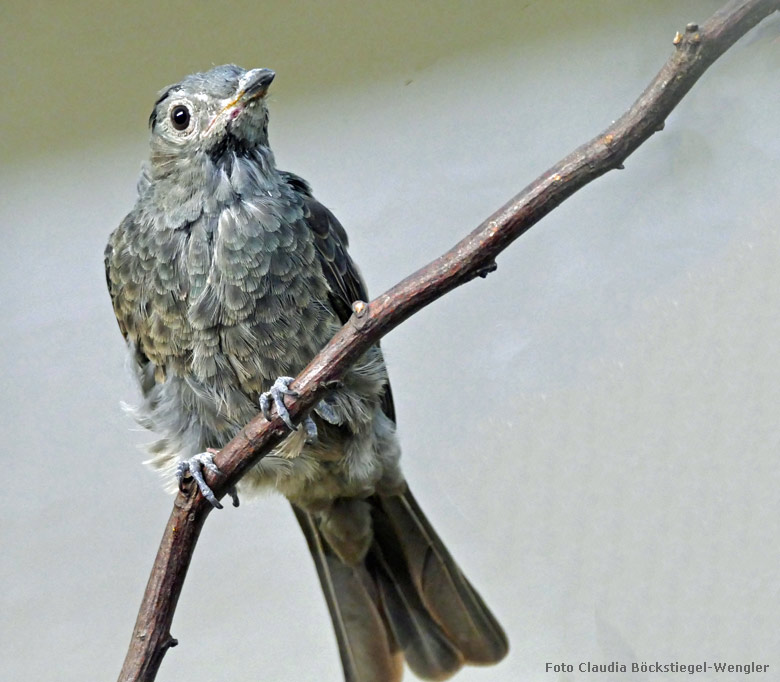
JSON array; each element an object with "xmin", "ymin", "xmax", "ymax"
[{"xmin": 293, "ymin": 486, "xmax": 508, "ymax": 682}]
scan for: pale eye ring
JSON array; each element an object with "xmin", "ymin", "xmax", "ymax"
[{"xmin": 170, "ymin": 104, "xmax": 191, "ymax": 131}]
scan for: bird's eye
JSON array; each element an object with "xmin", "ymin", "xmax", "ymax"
[{"xmin": 170, "ymin": 105, "xmax": 191, "ymax": 131}]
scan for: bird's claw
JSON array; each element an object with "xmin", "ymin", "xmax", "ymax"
[
  {"xmin": 259, "ymin": 376, "xmax": 298, "ymax": 430},
  {"xmin": 303, "ymin": 416, "xmax": 318, "ymax": 442},
  {"xmin": 315, "ymin": 399, "xmax": 341, "ymax": 425},
  {"xmin": 304, "ymin": 398, "xmax": 344, "ymax": 443},
  {"xmin": 176, "ymin": 451, "xmax": 224, "ymax": 509},
  {"xmin": 259, "ymin": 377, "xmax": 343, "ymax": 443}
]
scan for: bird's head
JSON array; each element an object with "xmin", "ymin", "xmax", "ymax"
[{"xmin": 146, "ymin": 64, "xmax": 275, "ymax": 178}]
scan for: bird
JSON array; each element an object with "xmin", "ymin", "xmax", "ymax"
[{"xmin": 105, "ymin": 64, "xmax": 508, "ymax": 681}]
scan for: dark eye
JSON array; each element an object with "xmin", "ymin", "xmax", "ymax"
[{"xmin": 170, "ymin": 105, "xmax": 191, "ymax": 131}]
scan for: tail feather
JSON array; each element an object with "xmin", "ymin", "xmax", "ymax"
[
  {"xmin": 368, "ymin": 519, "xmax": 463, "ymax": 679},
  {"xmin": 293, "ymin": 484, "xmax": 508, "ymax": 682},
  {"xmin": 377, "ymin": 489, "xmax": 509, "ymax": 664},
  {"xmin": 293, "ymin": 507, "xmax": 404, "ymax": 682}
]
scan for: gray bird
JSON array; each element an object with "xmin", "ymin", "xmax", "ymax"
[{"xmin": 105, "ymin": 64, "xmax": 508, "ymax": 681}]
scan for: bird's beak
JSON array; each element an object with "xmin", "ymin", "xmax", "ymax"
[
  {"xmin": 237, "ymin": 68, "xmax": 276, "ymax": 101},
  {"xmin": 207, "ymin": 69, "xmax": 276, "ymax": 133}
]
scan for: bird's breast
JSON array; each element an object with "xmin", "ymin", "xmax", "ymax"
[{"xmin": 179, "ymin": 197, "xmax": 334, "ymax": 396}]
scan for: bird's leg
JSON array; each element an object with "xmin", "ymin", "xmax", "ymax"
[{"xmin": 176, "ymin": 448, "xmax": 239, "ymax": 509}]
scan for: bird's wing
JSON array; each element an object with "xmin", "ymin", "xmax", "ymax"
[
  {"xmin": 282, "ymin": 171, "xmax": 396, "ymax": 423},
  {"xmin": 281, "ymin": 171, "xmax": 367, "ymax": 322},
  {"xmin": 105, "ymin": 219, "xmax": 156, "ymax": 397},
  {"xmin": 104, "ymin": 234, "xmax": 127, "ymax": 340}
]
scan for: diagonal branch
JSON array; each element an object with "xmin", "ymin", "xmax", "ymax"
[{"xmin": 118, "ymin": 1, "xmax": 780, "ymax": 680}]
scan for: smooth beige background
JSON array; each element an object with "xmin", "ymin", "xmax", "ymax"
[{"xmin": 2, "ymin": 2, "xmax": 779, "ymax": 681}]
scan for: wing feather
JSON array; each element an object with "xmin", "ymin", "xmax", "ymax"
[{"xmin": 282, "ymin": 171, "xmax": 395, "ymax": 422}]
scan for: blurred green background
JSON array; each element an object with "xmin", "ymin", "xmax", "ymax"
[
  {"xmin": 3, "ymin": 0, "xmax": 699, "ymax": 161},
  {"xmin": 2, "ymin": 2, "xmax": 779, "ymax": 681}
]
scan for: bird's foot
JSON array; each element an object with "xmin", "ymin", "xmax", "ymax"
[
  {"xmin": 259, "ymin": 376, "xmax": 298, "ymax": 430},
  {"xmin": 303, "ymin": 397, "xmax": 343, "ymax": 443},
  {"xmin": 176, "ymin": 449, "xmax": 237, "ymax": 509},
  {"xmin": 303, "ymin": 415, "xmax": 318, "ymax": 443},
  {"xmin": 314, "ymin": 398, "xmax": 341, "ymax": 425},
  {"xmin": 259, "ymin": 376, "xmax": 341, "ymax": 443}
]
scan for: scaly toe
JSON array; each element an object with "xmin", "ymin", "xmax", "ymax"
[
  {"xmin": 176, "ymin": 452, "xmax": 224, "ymax": 509},
  {"xmin": 303, "ymin": 416, "xmax": 318, "ymax": 443},
  {"xmin": 314, "ymin": 399, "xmax": 341, "ymax": 425},
  {"xmin": 259, "ymin": 376, "xmax": 298, "ymax": 431}
]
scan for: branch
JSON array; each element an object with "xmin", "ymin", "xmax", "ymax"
[{"xmin": 118, "ymin": 1, "xmax": 780, "ymax": 680}]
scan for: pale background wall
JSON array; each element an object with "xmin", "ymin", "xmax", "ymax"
[{"xmin": 2, "ymin": 2, "xmax": 779, "ymax": 681}]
